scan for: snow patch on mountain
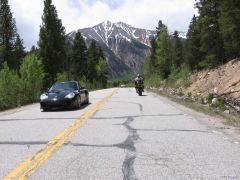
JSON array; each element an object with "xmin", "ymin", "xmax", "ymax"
[
  {"xmin": 67, "ymin": 21, "xmax": 188, "ymax": 77},
  {"xmin": 170, "ymin": 31, "xmax": 187, "ymax": 39},
  {"xmin": 69, "ymin": 21, "xmax": 156, "ymax": 49}
]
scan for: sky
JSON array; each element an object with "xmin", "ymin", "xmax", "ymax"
[{"xmin": 9, "ymin": 0, "xmax": 197, "ymax": 50}]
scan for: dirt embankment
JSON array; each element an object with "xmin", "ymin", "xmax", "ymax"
[{"xmin": 187, "ymin": 59, "xmax": 240, "ymax": 106}]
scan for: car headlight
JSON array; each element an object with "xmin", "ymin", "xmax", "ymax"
[
  {"xmin": 40, "ymin": 94, "xmax": 48, "ymax": 100},
  {"xmin": 65, "ymin": 92, "xmax": 75, "ymax": 99}
]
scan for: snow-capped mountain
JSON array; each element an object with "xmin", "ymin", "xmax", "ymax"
[
  {"xmin": 67, "ymin": 21, "xmax": 156, "ymax": 77},
  {"xmin": 169, "ymin": 31, "xmax": 187, "ymax": 39},
  {"xmin": 178, "ymin": 32, "xmax": 187, "ymax": 39}
]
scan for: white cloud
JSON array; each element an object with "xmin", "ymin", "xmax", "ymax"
[{"xmin": 9, "ymin": 0, "xmax": 196, "ymax": 49}]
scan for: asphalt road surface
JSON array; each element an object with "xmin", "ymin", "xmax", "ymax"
[{"xmin": 1, "ymin": 88, "xmax": 240, "ymax": 180}]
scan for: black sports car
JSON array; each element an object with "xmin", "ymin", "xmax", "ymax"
[{"xmin": 40, "ymin": 81, "xmax": 89, "ymax": 111}]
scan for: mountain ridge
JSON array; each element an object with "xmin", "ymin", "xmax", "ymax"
[
  {"xmin": 67, "ymin": 21, "xmax": 156, "ymax": 77},
  {"xmin": 67, "ymin": 21, "xmax": 186, "ymax": 78}
]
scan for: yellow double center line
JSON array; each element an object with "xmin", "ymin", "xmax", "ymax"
[{"xmin": 4, "ymin": 89, "xmax": 117, "ymax": 180}]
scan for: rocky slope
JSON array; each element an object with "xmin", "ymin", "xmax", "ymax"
[
  {"xmin": 67, "ymin": 21, "xmax": 156, "ymax": 77},
  {"xmin": 187, "ymin": 59, "xmax": 240, "ymax": 111},
  {"xmin": 187, "ymin": 59, "xmax": 240, "ymax": 98}
]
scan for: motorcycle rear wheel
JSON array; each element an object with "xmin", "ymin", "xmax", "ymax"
[{"xmin": 138, "ymin": 90, "xmax": 142, "ymax": 96}]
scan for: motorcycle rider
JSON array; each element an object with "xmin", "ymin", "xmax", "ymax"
[{"xmin": 134, "ymin": 74, "xmax": 144, "ymax": 92}]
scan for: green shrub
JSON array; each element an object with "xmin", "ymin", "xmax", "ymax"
[
  {"xmin": 216, "ymin": 98, "xmax": 226, "ymax": 110},
  {"xmin": 198, "ymin": 55, "xmax": 216, "ymax": 69},
  {"xmin": 207, "ymin": 94, "xmax": 214, "ymax": 104},
  {"xmin": 127, "ymin": 82, "xmax": 134, "ymax": 87},
  {"xmin": 56, "ymin": 72, "xmax": 68, "ymax": 82},
  {"xmin": 166, "ymin": 67, "xmax": 179, "ymax": 86},
  {"xmin": 145, "ymin": 73, "xmax": 162, "ymax": 87},
  {"xmin": 0, "ymin": 63, "xmax": 21, "ymax": 110},
  {"xmin": 20, "ymin": 53, "xmax": 45, "ymax": 103},
  {"xmin": 79, "ymin": 76, "xmax": 95, "ymax": 90},
  {"xmin": 167, "ymin": 64, "xmax": 191, "ymax": 87}
]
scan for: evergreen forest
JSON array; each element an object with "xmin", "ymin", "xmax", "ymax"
[
  {"xmin": 0, "ymin": 0, "xmax": 107, "ymax": 110},
  {"xmin": 144, "ymin": 0, "xmax": 240, "ymax": 87}
]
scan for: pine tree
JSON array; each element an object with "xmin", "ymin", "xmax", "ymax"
[
  {"xmin": 144, "ymin": 38, "xmax": 157, "ymax": 78},
  {"xmin": 149, "ymin": 38, "xmax": 157, "ymax": 72},
  {"xmin": 38, "ymin": 0, "xmax": 66, "ymax": 86},
  {"xmin": 64, "ymin": 38, "xmax": 72, "ymax": 79},
  {"xmin": 184, "ymin": 15, "xmax": 202, "ymax": 70},
  {"xmin": 86, "ymin": 40, "xmax": 108, "ymax": 86},
  {"xmin": 87, "ymin": 40, "xmax": 98, "ymax": 83},
  {"xmin": 95, "ymin": 45, "xmax": 108, "ymax": 88},
  {"xmin": 0, "ymin": 0, "xmax": 17, "ymax": 69},
  {"xmin": 144, "ymin": 20, "xmax": 166, "ymax": 78},
  {"xmin": 196, "ymin": 0, "xmax": 224, "ymax": 68},
  {"xmin": 170, "ymin": 31, "xmax": 183, "ymax": 69},
  {"xmin": 97, "ymin": 46, "xmax": 105, "ymax": 60},
  {"xmin": 29, "ymin": 46, "xmax": 38, "ymax": 54},
  {"xmin": 70, "ymin": 31, "xmax": 88, "ymax": 80},
  {"xmin": 96, "ymin": 56, "xmax": 108, "ymax": 88},
  {"xmin": 219, "ymin": 0, "xmax": 240, "ymax": 60},
  {"xmin": 155, "ymin": 25, "xmax": 171, "ymax": 78},
  {"xmin": 14, "ymin": 34, "xmax": 25, "ymax": 69},
  {"xmin": 156, "ymin": 20, "xmax": 167, "ymax": 36},
  {"xmin": 97, "ymin": 47, "xmax": 108, "ymax": 87}
]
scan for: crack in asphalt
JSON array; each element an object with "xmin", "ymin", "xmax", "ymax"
[
  {"xmin": 134, "ymin": 128, "xmax": 210, "ymax": 134},
  {"xmin": 71, "ymin": 117, "xmax": 140, "ymax": 180},
  {"xmin": 139, "ymin": 104, "xmax": 143, "ymax": 114},
  {"xmin": 0, "ymin": 128, "xmax": 211, "ymax": 146},
  {"xmin": 91, "ymin": 113, "xmax": 185, "ymax": 120},
  {"xmin": 107, "ymin": 101, "xmax": 143, "ymax": 115},
  {"xmin": 0, "ymin": 115, "xmax": 141, "ymax": 179},
  {"xmin": 65, "ymin": 116, "xmax": 140, "ymax": 180},
  {"xmin": 0, "ymin": 141, "xmax": 48, "ymax": 145},
  {"xmin": 120, "ymin": 117, "xmax": 139, "ymax": 180}
]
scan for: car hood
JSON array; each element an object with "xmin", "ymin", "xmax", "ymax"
[{"xmin": 46, "ymin": 90, "xmax": 75, "ymax": 99}]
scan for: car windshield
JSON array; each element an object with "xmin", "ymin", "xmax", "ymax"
[{"xmin": 50, "ymin": 82, "xmax": 78, "ymax": 91}]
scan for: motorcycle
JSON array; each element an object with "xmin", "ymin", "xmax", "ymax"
[{"xmin": 136, "ymin": 83, "xmax": 144, "ymax": 96}]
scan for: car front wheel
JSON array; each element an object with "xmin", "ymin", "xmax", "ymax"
[
  {"xmin": 42, "ymin": 107, "xmax": 49, "ymax": 112},
  {"xmin": 75, "ymin": 96, "xmax": 81, "ymax": 109},
  {"xmin": 85, "ymin": 94, "xmax": 89, "ymax": 104}
]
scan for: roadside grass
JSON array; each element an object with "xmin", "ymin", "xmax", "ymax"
[{"xmin": 149, "ymin": 89, "xmax": 240, "ymax": 128}]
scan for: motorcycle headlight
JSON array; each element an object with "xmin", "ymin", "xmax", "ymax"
[
  {"xmin": 65, "ymin": 92, "xmax": 75, "ymax": 99},
  {"xmin": 40, "ymin": 94, "xmax": 48, "ymax": 101}
]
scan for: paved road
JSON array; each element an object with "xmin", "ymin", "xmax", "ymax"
[{"xmin": 0, "ymin": 88, "xmax": 240, "ymax": 180}]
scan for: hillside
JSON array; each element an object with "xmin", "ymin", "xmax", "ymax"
[{"xmin": 187, "ymin": 59, "xmax": 240, "ymax": 109}]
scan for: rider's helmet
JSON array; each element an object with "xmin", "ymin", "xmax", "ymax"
[{"xmin": 137, "ymin": 74, "xmax": 140, "ymax": 78}]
